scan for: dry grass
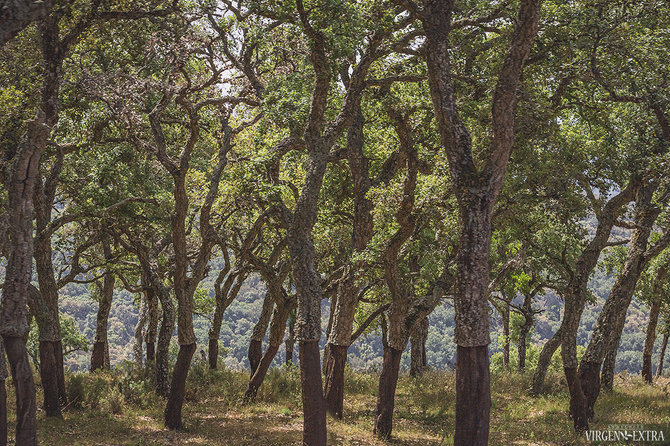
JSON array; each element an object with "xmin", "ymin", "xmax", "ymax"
[{"xmin": 3, "ymin": 364, "xmax": 670, "ymax": 445}]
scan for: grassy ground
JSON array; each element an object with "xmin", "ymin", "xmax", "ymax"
[{"xmin": 5, "ymin": 364, "xmax": 670, "ymax": 445}]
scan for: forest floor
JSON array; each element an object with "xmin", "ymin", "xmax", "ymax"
[{"xmin": 6, "ymin": 363, "xmax": 670, "ymax": 445}]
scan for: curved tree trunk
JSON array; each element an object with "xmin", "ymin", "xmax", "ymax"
[
  {"xmin": 244, "ymin": 302, "xmax": 291, "ymax": 402},
  {"xmin": 248, "ymin": 294, "xmax": 273, "ymax": 377},
  {"xmin": 532, "ymin": 326, "xmax": 562, "ymax": 395},
  {"xmin": 373, "ymin": 346, "xmax": 403, "ymax": 439},
  {"xmin": 164, "ymin": 343, "xmax": 196, "ymax": 430},
  {"xmin": 410, "ymin": 317, "xmax": 429, "ymax": 377},
  {"xmin": 561, "ymin": 298, "xmax": 588, "ymax": 432},
  {"xmin": 656, "ymin": 332, "xmax": 668, "ymax": 377},
  {"xmin": 578, "ymin": 182, "xmax": 663, "ymax": 417},
  {"xmin": 642, "ymin": 293, "xmax": 663, "ymax": 383}
]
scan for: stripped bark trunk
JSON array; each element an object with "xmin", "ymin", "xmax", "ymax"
[
  {"xmin": 421, "ymin": 1, "xmax": 541, "ymax": 442},
  {"xmin": 373, "ymin": 347, "xmax": 403, "ymax": 439},
  {"xmin": 656, "ymin": 332, "xmax": 668, "ymax": 377}
]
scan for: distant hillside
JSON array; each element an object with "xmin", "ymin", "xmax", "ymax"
[{"xmin": 57, "ymin": 262, "xmax": 666, "ymax": 376}]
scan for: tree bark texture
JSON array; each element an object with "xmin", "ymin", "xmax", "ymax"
[
  {"xmin": 410, "ymin": 317, "xmax": 429, "ymax": 377},
  {"xmin": 643, "ymin": 288, "xmax": 664, "ymax": 383},
  {"xmin": 373, "ymin": 347, "xmax": 403, "ymax": 439},
  {"xmin": 532, "ymin": 326, "xmax": 562, "ymax": 395},
  {"xmin": 248, "ymin": 293, "xmax": 273, "ymax": 376},
  {"xmin": 0, "ymin": 341, "xmax": 8, "ymax": 446},
  {"xmin": 145, "ymin": 286, "xmax": 158, "ymax": 365}
]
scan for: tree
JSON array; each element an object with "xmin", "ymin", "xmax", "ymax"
[{"xmin": 415, "ymin": 1, "xmax": 542, "ymax": 443}]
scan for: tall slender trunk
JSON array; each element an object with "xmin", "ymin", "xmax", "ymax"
[
  {"xmin": 642, "ymin": 293, "xmax": 663, "ymax": 383},
  {"xmin": 518, "ymin": 315, "xmax": 532, "ymax": 372},
  {"xmin": 373, "ymin": 346, "xmax": 403, "ymax": 439},
  {"xmin": 91, "ymin": 264, "xmax": 114, "ymax": 372},
  {"xmin": 134, "ymin": 294, "xmax": 147, "ymax": 369},
  {"xmin": 145, "ymin": 287, "xmax": 158, "ymax": 366},
  {"xmin": 502, "ymin": 305, "xmax": 510, "ymax": 369},
  {"xmin": 656, "ymin": 332, "xmax": 668, "ymax": 377}
]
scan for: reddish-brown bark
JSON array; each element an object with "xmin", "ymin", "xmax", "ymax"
[
  {"xmin": 164, "ymin": 343, "xmax": 196, "ymax": 430},
  {"xmin": 373, "ymin": 347, "xmax": 403, "ymax": 439}
]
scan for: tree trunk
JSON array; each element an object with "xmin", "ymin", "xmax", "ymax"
[
  {"xmin": 145, "ymin": 287, "xmax": 158, "ymax": 365},
  {"xmin": 518, "ymin": 316, "xmax": 532, "ymax": 372},
  {"xmin": 502, "ymin": 305, "xmax": 510, "ymax": 369},
  {"xmin": 3, "ymin": 336, "xmax": 37, "ymax": 445},
  {"xmin": 643, "ymin": 293, "xmax": 663, "ymax": 383},
  {"xmin": 410, "ymin": 317, "xmax": 428, "ymax": 377},
  {"xmin": 323, "ymin": 344, "xmax": 347, "ymax": 418},
  {"xmin": 91, "ymin": 266, "xmax": 114, "ymax": 372},
  {"xmin": 579, "ymin": 183, "xmax": 662, "ymax": 417},
  {"xmin": 155, "ymin": 288, "xmax": 175, "ymax": 397},
  {"xmin": 373, "ymin": 346, "xmax": 403, "ymax": 439},
  {"xmin": 601, "ymin": 338, "xmax": 618, "ymax": 391},
  {"xmin": 244, "ymin": 343, "xmax": 280, "ymax": 402},
  {"xmin": 0, "ymin": 341, "xmax": 7, "ymax": 446},
  {"xmin": 248, "ymin": 294, "xmax": 273, "ymax": 377},
  {"xmin": 532, "ymin": 326, "xmax": 562, "ymax": 395},
  {"xmin": 656, "ymin": 332, "xmax": 668, "ymax": 377},
  {"xmin": 164, "ymin": 343, "xmax": 196, "ymax": 430},
  {"xmin": 454, "ymin": 345, "xmax": 491, "ymax": 445},
  {"xmin": 285, "ymin": 314, "xmax": 295, "ymax": 365},
  {"xmin": 299, "ymin": 340, "xmax": 326, "ymax": 446},
  {"xmin": 0, "ymin": 376, "xmax": 5, "ymax": 446},
  {"xmin": 244, "ymin": 303, "xmax": 290, "ymax": 402},
  {"xmin": 561, "ymin": 298, "xmax": 588, "ymax": 432},
  {"xmin": 39, "ymin": 340, "xmax": 61, "ymax": 418},
  {"xmin": 133, "ymin": 295, "xmax": 147, "ymax": 369}
]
